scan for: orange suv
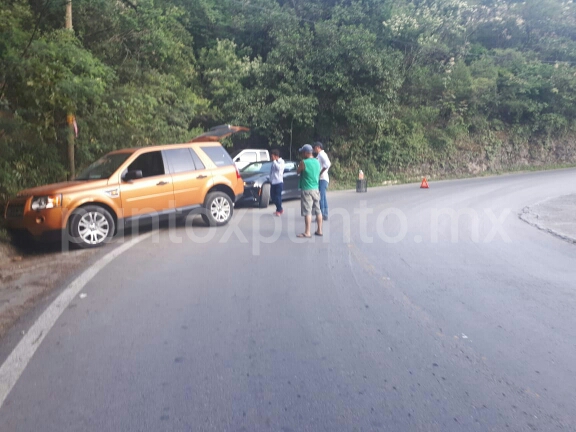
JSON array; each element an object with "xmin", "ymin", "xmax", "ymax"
[{"xmin": 3, "ymin": 125, "xmax": 247, "ymax": 248}]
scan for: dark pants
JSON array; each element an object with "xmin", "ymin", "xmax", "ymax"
[
  {"xmin": 271, "ymin": 183, "xmax": 283, "ymax": 212},
  {"xmin": 319, "ymin": 179, "xmax": 328, "ymax": 218}
]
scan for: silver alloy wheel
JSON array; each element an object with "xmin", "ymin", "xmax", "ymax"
[
  {"xmin": 77, "ymin": 211, "xmax": 110, "ymax": 245},
  {"xmin": 210, "ymin": 196, "xmax": 231, "ymax": 223}
]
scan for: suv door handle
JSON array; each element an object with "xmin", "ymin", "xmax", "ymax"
[
  {"xmin": 196, "ymin": 175, "xmax": 208, "ymax": 179},
  {"xmin": 156, "ymin": 181, "xmax": 169, "ymax": 186}
]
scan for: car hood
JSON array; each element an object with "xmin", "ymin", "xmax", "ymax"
[
  {"xmin": 241, "ymin": 173, "xmax": 268, "ymax": 183},
  {"xmin": 18, "ymin": 180, "xmax": 110, "ymax": 197}
]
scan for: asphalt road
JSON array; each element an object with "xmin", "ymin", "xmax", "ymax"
[{"xmin": 1, "ymin": 169, "xmax": 576, "ymax": 432}]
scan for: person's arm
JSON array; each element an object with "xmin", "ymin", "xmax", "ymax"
[
  {"xmin": 319, "ymin": 153, "xmax": 330, "ymax": 176},
  {"xmin": 297, "ymin": 160, "xmax": 305, "ymax": 174},
  {"xmin": 269, "ymin": 161, "xmax": 276, "ymax": 179}
]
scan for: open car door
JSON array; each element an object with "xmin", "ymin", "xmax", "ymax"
[{"xmin": 188, "ymin": 125, "xmax": 249, "ymax": 143}]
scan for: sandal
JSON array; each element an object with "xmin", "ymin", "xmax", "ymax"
[
  {"xmin": 297, "ymin": 233, "xmax": 311, "ymax": 238},
  {"xmin": 314, "ymin": 232, "xmax": 323, "ymax": 236}
]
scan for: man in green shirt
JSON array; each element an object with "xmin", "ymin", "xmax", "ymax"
[{"xmin": 297, "ymin": 144, "xmax": 323, "ymax": 238}]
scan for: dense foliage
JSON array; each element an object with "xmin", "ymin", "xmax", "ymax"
[{"xmin": 2, "ymin": 0, "xmax": 576, "ymax": 200}]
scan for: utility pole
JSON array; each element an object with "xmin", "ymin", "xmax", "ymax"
[
  {"xmin": 289, "ymin": 117, "xmax": 294, "ymax": 161},
  {"xmin": 65, "ymin": 0, "xmax": 72, "ymax": 30},
  {"xmin": 65, "ymin": 1, "xmax": 75, "ymax": 179}
]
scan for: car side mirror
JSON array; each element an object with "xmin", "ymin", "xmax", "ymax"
[{"xmin": 123, "ymin": 170, "xmax": 143, "ymax": 181}]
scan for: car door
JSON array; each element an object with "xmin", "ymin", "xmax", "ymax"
[
  {"xmin": 283, "ymin": 161, "xmax": 299, "ymax": 198},
  {"xmin": 163, "ymin": 147, "xmax": 211, "ymax": 209},
  {"xmin": 119, "ymin": 150, "xmax": 175, "ymax": 219}
]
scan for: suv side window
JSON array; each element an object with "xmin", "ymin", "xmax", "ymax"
[
  {"xmin": 127, "ymin": 151, "xmax": 165, "ymax": 178},
  {"xmin": 164, "ymin": 148, "xmax": 196, "ymax": 174},
  {"xmin": 260, "ymin": 151, "xmax": 268, "ymax": 160},
  {"xmin": 201, "ymin": 146, "xmax": 234, "ymax": 167}
]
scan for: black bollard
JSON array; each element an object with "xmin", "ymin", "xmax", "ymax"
[{"xmin": 356, "ymin": 178, "xmax": 367, "ymax": 193}]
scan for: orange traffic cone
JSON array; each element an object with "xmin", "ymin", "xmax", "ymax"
[{"xmin": 420, "ymin": 177, "xmax": 429, "ymax": 189}]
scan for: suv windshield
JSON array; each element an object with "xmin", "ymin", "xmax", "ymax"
[
  {"xmin": 240, "ymin": 161, "xmax": 272, "ymax": 174},
  {"xmin": 76, "ymin": 153, "xmax": 131, "ymax": 180}
]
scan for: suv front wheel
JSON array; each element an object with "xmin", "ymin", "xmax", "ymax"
[
  {"xmin": 201, "ymin": 192, "xmax": 233, "ymax": 226},
  {"xmin": 69, "ymin": 205, "xmax": 115, "ymax": 248}
]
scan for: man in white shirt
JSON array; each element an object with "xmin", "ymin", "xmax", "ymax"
[
  {"xmin": 269, "ymin": 149, "xmax": 285, "ymax": 216},
  {"xmin": 314, "ymin": 142, "xmax": 331, "ymax": 221}
]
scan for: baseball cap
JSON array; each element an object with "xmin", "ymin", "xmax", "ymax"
[
  {"xmin": 313, "ymin": 141, "xmax": 323, "ymax": 149},
  {"xmin": 299, "ymin": 144, "xmax": 313, "ymax": 153}
]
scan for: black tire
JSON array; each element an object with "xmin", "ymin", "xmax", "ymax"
[
  {"xmin": 259, "ymin": 183, "xmax": 271, "ymax": 209},
  {"xmin": 201, "ymin": 192, "xmax": 234, "ymax": 226},
  {"xmin": 68, "ymin": 205, "xmax": 115, "ymax": 248}
]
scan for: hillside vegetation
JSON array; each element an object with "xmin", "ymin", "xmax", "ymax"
[{"xmin": 2, "ymin": 0, "xmax": 576, "ymax": 198}]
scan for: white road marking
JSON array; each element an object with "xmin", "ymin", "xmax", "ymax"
[{"xmin": 0, "ymin": 233, "xmax": 152, "ymax": 408}]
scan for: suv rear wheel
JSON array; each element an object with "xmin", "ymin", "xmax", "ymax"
[
  {"xmin": 201, "ymin": 192, "xmax": 233, "ymax": 226},
  {"xmin": 69, "ymin": 205, "xmax": 115, "ymax": 248}
]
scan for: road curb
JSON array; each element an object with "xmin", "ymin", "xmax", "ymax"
[{"xmin": 519, "ymin": 194, "xmax": 576, "ymax": 245}]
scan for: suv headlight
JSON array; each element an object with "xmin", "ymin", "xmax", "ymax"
[{"xmin": 31, "ymin": 194, "xmax": 62, "ymax": 211}]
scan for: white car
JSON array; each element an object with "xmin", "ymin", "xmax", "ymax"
[{"xmin": 231, "ymin": 148, "xmax": 270, "ymax": 170}]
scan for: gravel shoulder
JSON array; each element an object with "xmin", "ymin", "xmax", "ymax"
[
  {"xmin": 0, "ymin": 242, "xmax": 98, "ymax": 339},
  {"xmin": 520, "ymin": 194, "xmax": 576, "ymax": 244}
]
